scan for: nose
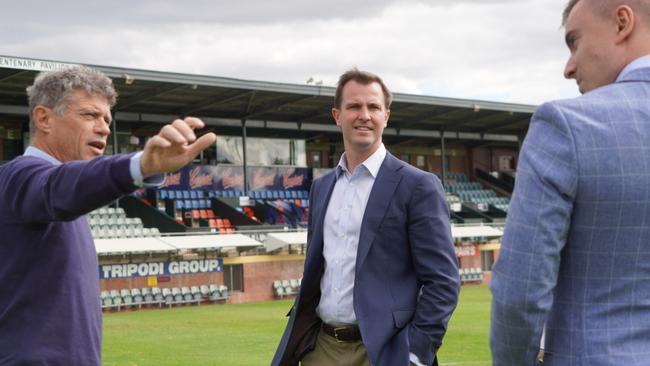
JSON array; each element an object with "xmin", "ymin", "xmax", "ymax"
[
  {"xmin": 564, "ymin": 56, "xmax": 576, "ymax": 80},
  {"xmin": 358, "ymin": 106, "xmax": 371, "ymax": 120},
  {"xmin": 96, "ymin": 119, "xmax": 111, "ymax": 136}
]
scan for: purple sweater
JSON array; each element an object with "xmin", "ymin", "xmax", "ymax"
[{"xmin": 0, "ymin": 154, "xmax": 137, "ymax": 365}]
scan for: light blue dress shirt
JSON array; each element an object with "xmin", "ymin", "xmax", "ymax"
[
  {"xmin": 317, "ymin": 143, "xmax": 386, "ymax": 325},
  {"xmin": 23, "ymin": 146, "xmax": 162, "ymax": 187}
]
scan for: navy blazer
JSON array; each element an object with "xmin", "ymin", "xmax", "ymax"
[
  {"xmin": 491, "ymin": 66, "xmax": 650, "ymax": 365},
  {"xmin": 272, "ymin": 152, "xmax": 460, "ymax": 366}
]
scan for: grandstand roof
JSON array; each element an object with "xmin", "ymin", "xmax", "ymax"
[
  {"xmin": 94, "ymin": 237, "xmax": 176, "ymax": 255},
  {"xmin": 94, "ymin": 234, "xmax": 262, "ymax": 255},
  {"xmin": 0, "ymin": 55, "xmax": 536, "ymax": 144},
  {"xmin": 159, "ymin": 234, "xmax": 261, "ymax": 250},
  {"xmin": 451, "ymin": 225, "xmax": 503, "ymax": 239},
  {"xmin": 264, "ymin": 231, "xmax": 308, "ymax": 251}
]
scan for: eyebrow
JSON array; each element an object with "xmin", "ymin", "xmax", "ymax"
[{"xmin": 79, "ymin": 107, "xmax": 113, "ymax": 124}]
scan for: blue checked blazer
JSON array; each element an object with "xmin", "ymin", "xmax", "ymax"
[{"xmin": 490, "ymin": 66, "xmax": 650, "ymax": 366}]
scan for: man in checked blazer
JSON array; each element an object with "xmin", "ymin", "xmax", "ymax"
[
  {"xmin": 490, "ymin": 0, "xmax": 650, "ymax": 365},
  {"xmin": 271, "ymin": 69, "xmax": 460, "ymax": 366}
]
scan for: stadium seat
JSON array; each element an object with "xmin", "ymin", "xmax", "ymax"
[
  {"xmin": 120, "ymin": 289, "xmax": 133, "ymax": 307},
  {"xmin": 172, "ymin": 287, "xmax": 183, "ymax": 303},
  {"xmin": 181, "ymin": 287, "xmax": 193, "ymax": 302},
  {"xmin": 131, "ymin": 288, "xmax": 143, "ymax": 305},
  {"xmin": 100, "ymin": 290, "xmax": 113, "ymax": 308},
  {"xmin": 219, "ymin": 285, "xmax": 229, "ymax": 299},
  {"xmin": 110, "ymin": 290, "xmax": 123, "ymax": 308},
  {"xmin": 200, "ymin": 285, "xmax": 210, "ymax": 298},
  {"xmin": 209, "ymin": 284, "xmax": 219, "ymax": 297},
  {"xmin": 162, "ymin": 288, "xmax": 173, "ymax": 303},
  {"xmin": 152, "ymin": 287, "xmax": 164, "ymax": 303},
  {"xmin": 290, "ymin": 279, "xmax": 300, "ymax": 292},
  {"xmin": 141, "ymin": 288, "xmax": 154, "ymax": 305},
  {"xmin": 190, "ymin": 286, "xmax": 202, "ymax": 301},
  {"xmin": 275, "ymin": 286, "xmax": 285, "ymax": 298}
]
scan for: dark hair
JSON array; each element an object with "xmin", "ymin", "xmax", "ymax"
[
  {"xmin": 334, "ymin": 68, "xmax": 392, "ymax": 109},
  {"xmin": 563, "ymin": 0, "xmax": 581, "ymax": 25}
]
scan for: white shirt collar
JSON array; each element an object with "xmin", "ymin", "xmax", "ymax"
[
  {"xmin": 336, "ymin": 143, "xmax": 387, "ymax": 178},
  {"xmin": 616, "ymin": 54, "xmax": 650, "ymax": 82},
  {"xmin": 23, "ymin": 146, "xmax": 61, "ymax": 166}
]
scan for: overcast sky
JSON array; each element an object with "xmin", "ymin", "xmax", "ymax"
[{"xmin": 1, "ymin": 0, "xmax": 578, "ymax": 105}]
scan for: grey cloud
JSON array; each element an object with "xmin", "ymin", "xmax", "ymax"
[{"xmin": 0, "ymin": 0, "xmax": 575, "ymax": 105}]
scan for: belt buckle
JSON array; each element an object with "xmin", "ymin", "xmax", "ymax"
[{"xmin": 333, "ymin": 326, "xmax": 346, "ymax": 343}]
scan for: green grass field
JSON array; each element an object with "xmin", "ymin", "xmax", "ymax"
[{"xmin": 104, "ymin": 285, "xmax": 491, "ymax": 366}]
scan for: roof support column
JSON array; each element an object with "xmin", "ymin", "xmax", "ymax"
[
  {"xmin": 440, "ymin": 128, "xmax": 447, "ymax": 189},
  {"xmin": 112, "ymin": 116, "xmax": 119, "ymax": 209},
  {"xmin": 241, "ymin": 119, "xmax": 248, "ymax": 196}
]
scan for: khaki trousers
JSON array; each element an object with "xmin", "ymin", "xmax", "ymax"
[{"xmin": 300, "ymin": 328, "xmax": 371, "ymax": 366}]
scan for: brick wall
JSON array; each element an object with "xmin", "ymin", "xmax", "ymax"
[
  {"xmin": 230, "ymin": 259, "xmax": 304, "ymax": 304},
  {"xmin": 99, "ymin": 248, "xmax": 494, "ymax": 304},
  {"xmin": 99, "ymin": 256, "xmax": 305, "ymax": 304}
]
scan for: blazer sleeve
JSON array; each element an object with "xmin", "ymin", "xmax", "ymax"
[
  {"xmin": 408, "ymin": 172, "xmax": 461, "ymax": 365},
  {"xmin": 3, "ymin": 154, "xmax": 137, "ymax": 223},
  {"xmin": 490, "ymin": 102, "xmax": 578, "ymax": 365}
]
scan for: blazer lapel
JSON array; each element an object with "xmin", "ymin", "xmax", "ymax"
[
  {"xmin": 355, "ymin": 153, "xmax": 403, "ymax": 273},
  {"xmin": 303, "ymin": 171, "xmax": 337, "ymax": 281}
]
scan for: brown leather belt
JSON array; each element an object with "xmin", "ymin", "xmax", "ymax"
[{"xmin": 321, "ymin": 323, "xmax": 362, "ymax": 342}]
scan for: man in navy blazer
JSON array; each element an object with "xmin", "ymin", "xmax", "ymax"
[
  {"xmin": 272, "ymin": 69, "xmax": 460, "ymax": 366},
  {"xmin": 0, "ymin": 66, "xmax": 216, "ymax": 365},
  {"xmin": 491, "ymin": 1, "xmax": 650, "ymax": 365}
]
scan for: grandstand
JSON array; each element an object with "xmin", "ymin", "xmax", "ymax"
[{"xmin": 0, "ymin": 54, "xmax": 535, "ymax": 306}]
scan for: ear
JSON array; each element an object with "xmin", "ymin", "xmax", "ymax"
[
  {"xmin": 332, "ymin": 108, "xmax": 341, "ymax": 127},
  {"xmin": 384, "ymin": 109, "xmax": 390, "ymax": 127},
  {"xmin": 615, "ymin": 5, "xmax": 635, "ymax": 43},
  {"xmin": 32, "ymin": 106, "xmax": 54, "ymax": 134}
]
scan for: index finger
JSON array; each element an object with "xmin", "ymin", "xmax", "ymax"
[{"xmin": 183, "ymin": 117, "xmax": 205, "ymax": 130}]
